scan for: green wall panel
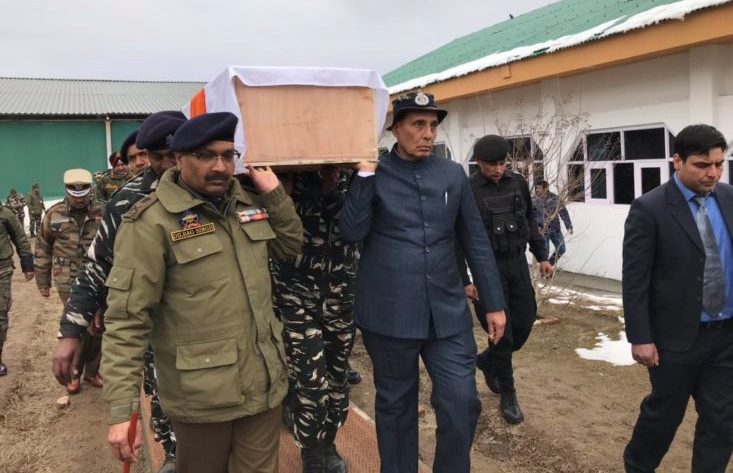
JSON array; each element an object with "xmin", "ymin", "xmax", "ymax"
[
  {"xmin": 111, "ymin": 120, "xmax": 143, "ymax": 152},
  {"xmin": 0, "ymin": 121, "xmax": 107, "ymax": 199}
]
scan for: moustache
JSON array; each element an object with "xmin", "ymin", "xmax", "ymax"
[{"xmin": 205, "ymin": 173, "xmax": 230, "ymax": 182}]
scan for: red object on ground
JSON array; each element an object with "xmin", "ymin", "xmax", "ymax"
[{"xmin": 123, "ymin": 411, "xmax": 139, "ymax": 473}]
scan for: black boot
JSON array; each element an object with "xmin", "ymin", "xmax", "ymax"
[
  {"xmin": 301, "ymin": 444, "xmax": 325, "ymax": 473},
  {"xmin": 476, "ymin": 353, "xmax": 501, "ymax": 394},
  {"xmin": 347, "ymin": 368, "xmax": 361, "ymax": 385},
  {"xmin": 499, "ymin": 390, "xmax": 524, "ymax": 425},
  {"xmin": 0, "ymin": 350, "xmax": 6, "ymax": 376},
  {"xmin": 324, "ymin": 442, "xmax": 347, "ymax": 473}
]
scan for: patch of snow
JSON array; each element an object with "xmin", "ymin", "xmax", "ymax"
[
  {"xmin": 576, "ymin": 331, "xmax": 635, "ymax": 366},
  {"xmin": 389, "ymin": 0, "xmax": 731, "ymax": 94},
  {"xmin": 583, "ymin": 305, "xmax": 622, "ymax": 312}
]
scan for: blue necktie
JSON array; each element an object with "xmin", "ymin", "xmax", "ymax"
[{"xmin": 693, "ymin": 195, "xmax": 725, "ymax": 317}]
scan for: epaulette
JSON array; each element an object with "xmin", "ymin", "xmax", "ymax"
[
  {"xmin": 122, "ymin": 194, "xmax": 159, "ymax": 222},
  {"xmin": 47, "ymin": 201, "xmax": 66, "ymax": 213}
]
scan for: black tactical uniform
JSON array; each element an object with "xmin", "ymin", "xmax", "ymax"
[
  {"xmin": 270, "ymin": 171, "xmax": 357, "ymax": 472},
  {"xmin": 458, "ymin": 135, "xmax": 548, "ymax": 425}
]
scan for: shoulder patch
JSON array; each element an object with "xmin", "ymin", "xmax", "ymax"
[{"xmin": 122, "ymin": 194, "xmax": 159, "ymax": 222}]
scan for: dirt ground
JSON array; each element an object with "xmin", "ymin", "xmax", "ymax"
[
  {"xmin": 0, "ymin": 253, "xmax": 140, "ymax": 473},
  {"xmin": 349, "ymin": 294, "xmax": 733, "ymax": 473},
  {"xmin": 1, "ymin": 250, "xmax": 730, "ymax": 472}
]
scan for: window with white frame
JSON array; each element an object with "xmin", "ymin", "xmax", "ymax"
[{"xmin": 567, "ymin": 125, "xmax": 675, "ymax": 205}]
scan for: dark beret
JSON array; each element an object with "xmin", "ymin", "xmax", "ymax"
[
  {"xmin": 473, "ymin": 135, "xmax": 511, "ymax": 162},
  {"xmin": 170, "ymin": 112, "xmax": 238, "ymax": 152},
  {"xmin": 387, "ymin": 91, "xmax": 447, "ymax": 131},
  {"xmin": 136, "ymin": 111, "xmax": 187, "ymax": 151},
  {"xmin": 119, "ymin": 130, "xmax": 139, "ymax": 163},
  {"xmin": 109, "ymin": 151, "xmax": 122, "ymax": 166}
]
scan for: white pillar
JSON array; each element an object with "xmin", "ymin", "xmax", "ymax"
[
  {"xmin": 689, "ymin": 45, "xmax": 721, "ymax": 126},
  {"xmin": 104, "ymin": 116, "xmax": 112, "ymax": 169}
]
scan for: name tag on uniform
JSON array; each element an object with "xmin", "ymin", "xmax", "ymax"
[
  {"xmin": 238, "ymin": 208, "xmax": 269, "ymax": 224},
  {"xmin": 170, "ymin": 223, "xmax": 216, "ymax": 242},
  {"xmin": 51, "ymin": 217, "xmax": 70, "ymax": 224}
]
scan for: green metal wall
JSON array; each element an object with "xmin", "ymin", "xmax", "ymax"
[
  {"xmin": 0, "ymin": 119, "xmax": 144, "ymax": 199},
  {"xmin": 111, "ymin": 120, "xmax": 143, "ymax": 152}
]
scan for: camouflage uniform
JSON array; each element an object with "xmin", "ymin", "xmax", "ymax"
[
  {"xmin": 0, "ymin": 204, "xmax": 33, "ymax": 355},
  {"xmin": 270, "ymin": 172, "xmax": 358, "ymax": 449},
  {"xmin": 58, "ymin": 167, "xmax": 177, "ymax": 458},
  {"xmin": 26, "ymin": 188, "xmax": 45, "ymax": 238},
  {"xmin": 36, "ymin": 198, "xmax": 105, "ymax": 378},
  {"xmin": 5, "ymin": 190, "xmax": 26, "ymax": 227},
  {"xmin": 95, "ymin": 169, "xmax": 133, "ymax": 202}
]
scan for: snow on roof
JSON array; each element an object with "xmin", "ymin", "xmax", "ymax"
[{"xmin": 388, "ymin": 0, "xmax": 731, "ymax": 94}]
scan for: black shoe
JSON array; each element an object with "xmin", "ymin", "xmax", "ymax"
[
  {"xmin": 500, "ymin": 390, "xmax": 524, "ymax": 425},
  {"xmin": 475, "ymin": 355, "xmax": 501, "ymax": 394},
  {"xmin": 0, "ymin": 362, "xmax": 6, "ymax": 376},
  {"xmin": 324, "ymin": 443, "xmax": 347, "ymax": 473},
  {"xmin": 347, "ymin": 368, "xmax": 361, "ymax": 385},
  {"xmin": 301, "ymin": 445, "xmax": 325, "ymax": 473}
]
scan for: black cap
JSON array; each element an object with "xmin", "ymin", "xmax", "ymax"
[
  {"xmin": 119, "ymin": 130, "xmax": 139, "ymax": 163},
  {"xmin": 136, "ymin": 111, "xmax": 187, "ymax": 151},
  {"xmin": 386, "ymin": 91, "xmax": 447, "ymax": 131},
  {"xmin": 170, "ymin": 112, "xmax": 238, "ymax": 152},
  {"xmin": 473, "ymin": 135, "xmax": 511, "ymax": 162}
]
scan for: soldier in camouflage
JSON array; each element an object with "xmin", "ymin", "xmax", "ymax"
[
  {"xmin": 0, "ymin": 202, "xmax": 34, "ymax": 376},
  {"xmin": 36, "ymin": 169, "xmax": 104, "ymax": 394},
  {"xmin": 51, "ymin": 115, "xmax": 184, "ymax": 473},
  {"xmin": 26, "ymin": 183, "xmax": 45, "ymax": 238},
  {"xmin": 95, "ymin": 151, "xmax": 133, "ymax": 202},
  {"xmin": 271, "ymin": 168, "xmax": 357, "ymax": 473},
  {"xmin": 5, "ymin": 188, "xmax": 27, "ymax": 228}
]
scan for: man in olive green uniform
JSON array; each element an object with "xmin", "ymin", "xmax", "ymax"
[
  {"xmin": 96, "ymin": 152, "xmax": 133, "ymax": 201},
  {"xmin": 0, "ymin": 203, "xmax": 34, "ymax": 376},
  {"xmin": 26, "ymin": 183, "xmax": 45, "ymax": 237},
  {"xmin": 103, "ymin": 112, "xmax": 303, "ymax": 473},
  {"xmin": 36, "ymin": 169, "xmax": 104, "ymax": 393}
]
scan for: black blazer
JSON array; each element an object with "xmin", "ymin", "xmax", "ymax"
[{"xmin": 622, "ymin": 180, "xmax": 733, "ymax": 351}]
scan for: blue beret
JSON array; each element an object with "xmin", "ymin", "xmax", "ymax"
[
  {"xmin": 387, "ymin": 91, "xmax": 447, "ymax": 131},
  {"xmin": 473, "ymin": 135, "xmax": 511, "ymax": 162},
  {"xmin": 119, "ymin": 130, "xmax": 139, "ymax": 163},
  {"xmin": 136, "ymin": 111, "xmax": 186, "ymax": 151},
  {"xmin": 170, "ymin": 112, "xmax": 238, "ymax": 152}
]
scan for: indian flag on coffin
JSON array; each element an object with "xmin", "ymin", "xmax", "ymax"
[{"xmin": 182, "ymin": 66, "xmax": 390, "ymax": 172}]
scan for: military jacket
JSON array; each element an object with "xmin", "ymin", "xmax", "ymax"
[
  {"xmin": 60, "ymin": 168, "xmax": 158, "ymax": 336},
  {"xmin": 270, "ymin": 172, "xmax": 358, "ymax": 279},
  {"xmin": 5, "ymin": 192, "xmax": 26, "ymax": 213},
  {"xmin": 103, "ymin": 169, "xmax": 303, "ymax": 424},
  {"xmin": 0, "ymin": 205, "xmax": 33, "ymax": 272},
  {"xmin": 96, "ymin": 170, "xmax": 133, "ymax": 201},
  {"xmin": 35, "ymin": 199, "xmax": 104, "ymax": 293},
  {"xmin": 26, "ymin": 190, "xmax": 45, "ymax": 214},
  {"xmin": 469, "ymin": 170, "xmax": 548, "ymax": 260}
]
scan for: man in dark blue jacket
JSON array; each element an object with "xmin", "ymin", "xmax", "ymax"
[{"xmin": 341, "ymin": 91, "xmax": 506, "ymax": 473}]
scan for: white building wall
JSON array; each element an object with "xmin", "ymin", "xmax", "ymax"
[{"xmin": 381, "ymin": 43, "xmax": 733, "ymax": 281}]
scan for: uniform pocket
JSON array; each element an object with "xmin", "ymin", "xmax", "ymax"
[
  {"xmin": 241, "ymin": 220, "xmax": 277, "ymax": 241},
  {"xmin": 171, "ymin": 234, "xmax": 223, "ymax": 265},
  {"xmin": 105, "ymin": 266, "xmax": 133, "ymax": 319},
  {"xmin": 176, "ymin": 337, "xmax": 244, "ymax": 408}
]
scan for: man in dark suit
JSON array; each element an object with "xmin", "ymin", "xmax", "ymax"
[
  {"xmin": 623, "ymin": 124, "xmax": 733, "ymax": 473},
  {"xmin": 341, "ymin": 91, "xmax": 507, "ymax": 473}
]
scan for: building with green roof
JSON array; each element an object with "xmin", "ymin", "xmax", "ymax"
[
  {"xmin": 0, "ymin": 78, "xmax": 203, "ymax": 198},
  {"xmin": 380, "ymin": 0, "xmax": 733, "ymax": 280}
]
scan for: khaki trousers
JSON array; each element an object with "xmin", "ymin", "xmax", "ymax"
[{"xmin": 172, "ymin": 406, "xmax": 281, "ymax": 473}]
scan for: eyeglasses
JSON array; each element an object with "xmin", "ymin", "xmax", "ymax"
[{"xmin": 186, "ymin": 149, "xmax": 241, "ymax": 164}]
